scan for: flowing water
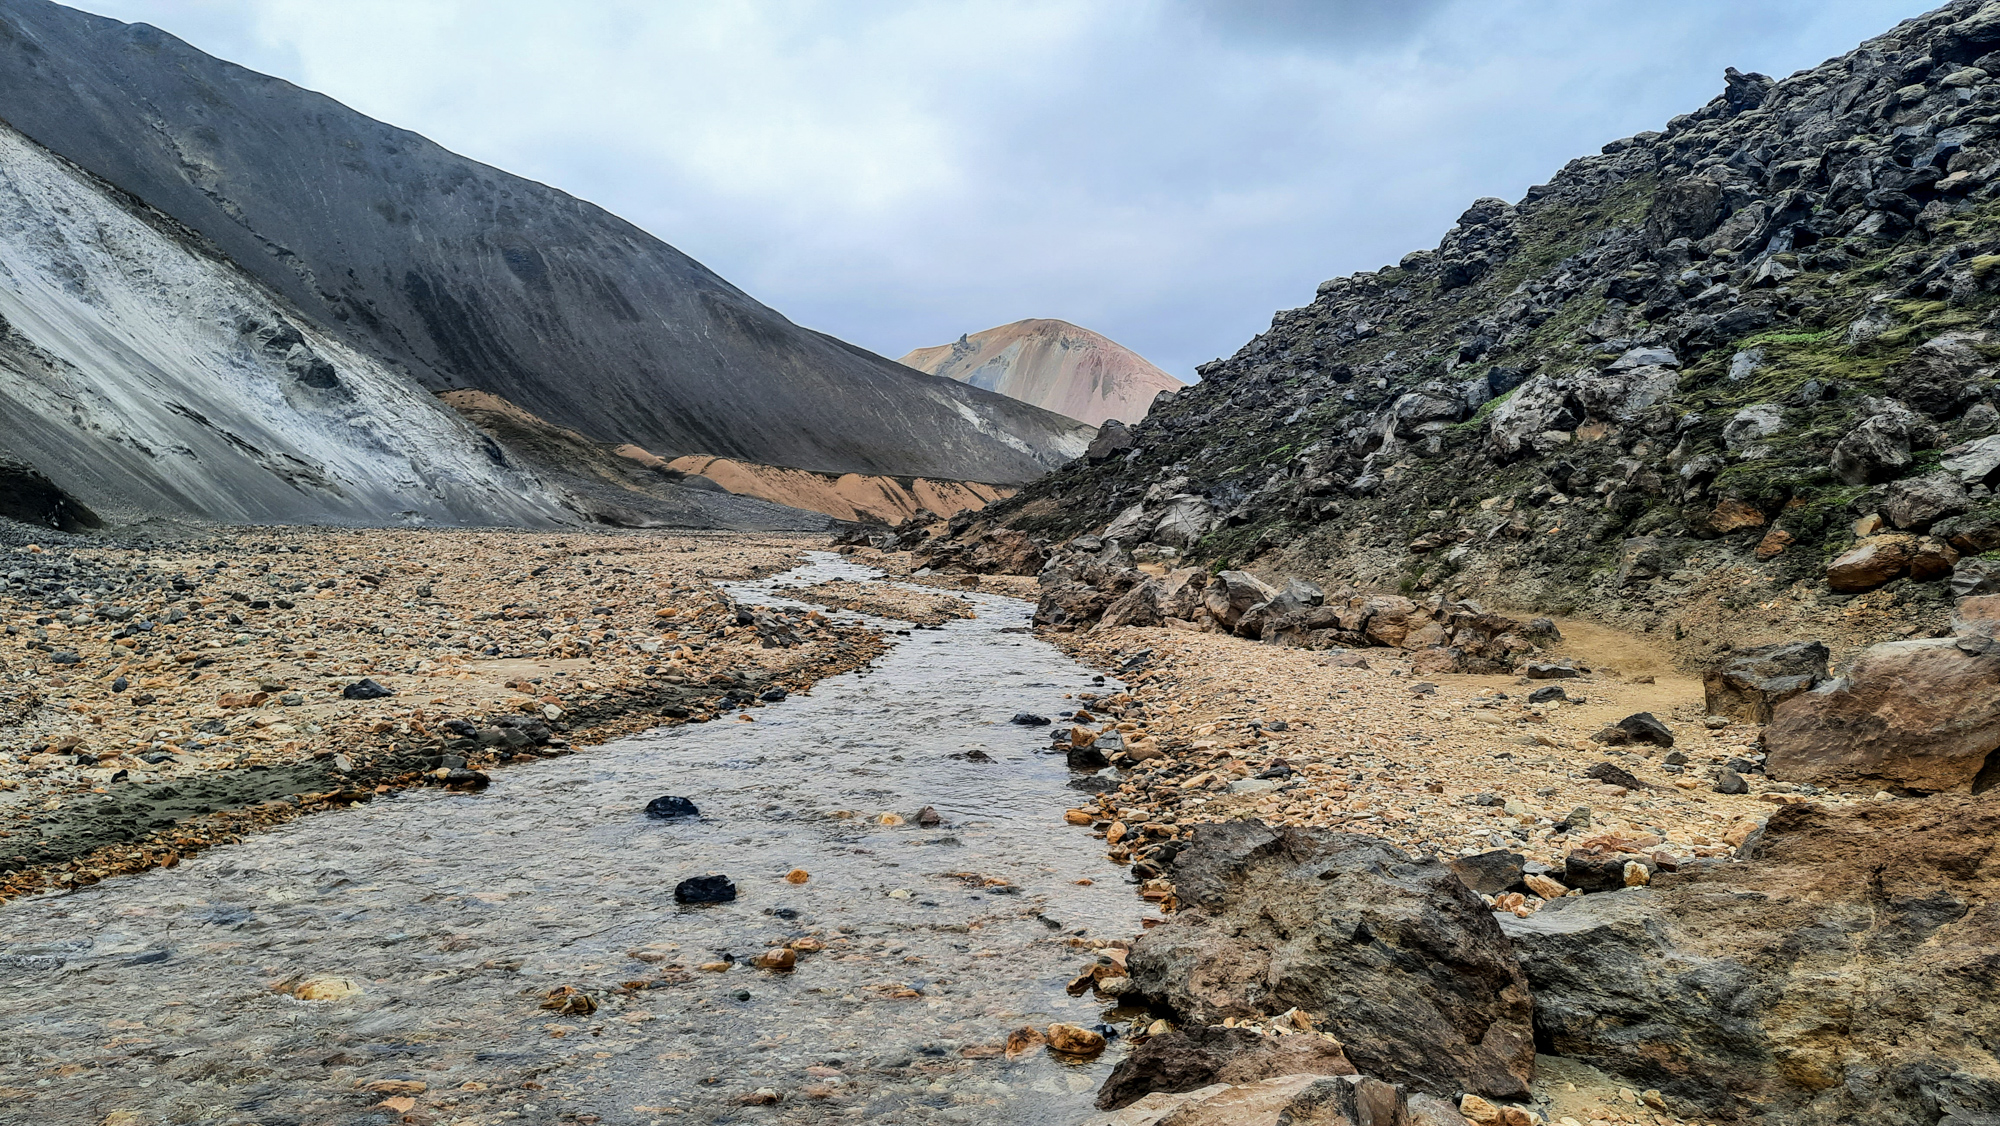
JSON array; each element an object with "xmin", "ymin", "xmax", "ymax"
[{"xmin": 0, "ymin": 555, "xmax": 1145, "ymax": 1125}]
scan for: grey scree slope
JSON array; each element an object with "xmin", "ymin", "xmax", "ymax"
[{"xmin": 0, "ymin": 0, "xmax": 1092, "ymax": 484}]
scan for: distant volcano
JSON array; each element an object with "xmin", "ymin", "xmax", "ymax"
[{"xmin": 900, "ymin": 319, "xmax": 1184, "ymax": 427}]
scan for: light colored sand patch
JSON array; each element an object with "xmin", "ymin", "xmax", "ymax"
[{"xmin": 667, "ymin": 455, "xmax": 1011, "ymax": 523}]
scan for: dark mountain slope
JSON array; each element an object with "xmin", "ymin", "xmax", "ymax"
[
  {"xmin": 978, "ymin": 0, "xmax": 2000, "ymax": 652},
  {"xmin": 0, "ymin": 0, "xmax": 1089, "ymax": 484}
]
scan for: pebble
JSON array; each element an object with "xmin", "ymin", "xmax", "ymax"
[{"xmin": 673, "ymin": 874, "xmax": 737, "ymax": 904}]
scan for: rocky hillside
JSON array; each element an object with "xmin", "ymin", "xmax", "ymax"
[
  {"xmin": 0, "ymin": 119, "xmax": 567, "ymax": 530},
  {"xmin": 977, "ymin": 0, "xmax": 2000, "ymax": 657},
  {"xmin": 0, "ymin": 0, "xmax": 1091, "ymax": 488},
  {"xmin": 901, "ymin": 319, "xmax": 1185, "ymax": 426}
]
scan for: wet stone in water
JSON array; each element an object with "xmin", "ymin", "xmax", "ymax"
[
  {"xmin": 675, "ymin": 874, "xmax": 737, "ymax": 904},
  {"xmin": 645, "ymin": 795, "xmax": 701, "ymax": 819}
]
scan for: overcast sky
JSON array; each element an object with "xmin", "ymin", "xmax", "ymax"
[{"xmin": 68, "ymin": 0, "xmax": 1927, "ymax": 379}]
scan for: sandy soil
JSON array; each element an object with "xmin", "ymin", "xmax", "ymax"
[{"xmin": 667, "ymin": 455, "xmax": 1011, "ymax": 523}]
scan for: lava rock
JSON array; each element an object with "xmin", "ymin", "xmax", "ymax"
[
  {"xmin": 341, "ymin": 678, "xmax": 394, "ymax": 700},
  {"xmin": 1584, "ymin": 762, "xmax": 1647, "ymax": 790},
  {"xmin": 645, "ymin": 795, "xmax": 701, "ymax": 819},
  {"xmin": 1712, "ymin": 769, "xmax": 1750, "ymax": 795},
  {"xmin": 674, "ymin": 875, "xmax": 737, "ymax": 904},
  {"xmin": 1010, "ymin": 712, "xmax": 1051, "ymax": 726},
  {"xmin": 1526, "ymin": 685, "xmax": 1569, "ymax": 704},
  {"xmin": 1614, "ymin": 712, "xmax": 1675, "ymax": 747},
  {"xmin": 759, "ymin": 687, "xmax": 787, "ymax": 703},
  {"xmin": 1447, "ymin": 849, "xmax": 1528, "ymax": 897},
  {"xmin": 1523, "ymin": 661, "xmax": 1580, "ymax": 679},
  {"xmin": 1122, "ymin": 822, "xmax": 1534, "ymax": 1100}
]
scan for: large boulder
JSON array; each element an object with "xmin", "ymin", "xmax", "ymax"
[
  {"xmin": 1098, "ymin": 579, "xmax": 1166, "ymax": 630},
  {"xmin": 1124, "ymin": 823, "xmax": 1535, "ymax": 1101},
  {"xmin": 1086, "ymin": 419, "xmax": 1135, "ymax": 462},
  {"xmin": 1203, "ymin": 571, "xmax": 1281, "ymax": 632},
  {"xmin": 1942, "ymin": 433, "xmax": 2000, "ymax": 489},
  {"xmin": 1883, "ymin": 472, "xmax": 1973, "ymax": 531},
  {"xmin": 1764, "ymin": 634, "xmax": 2000, "ymax": 792},
  {"xmin": 1702, "ymin": 641, "xmax": 1830, "ymax": 723},
  {"xmin": 1151, "ymin": 495, "xmax": 1220, "ymax": 549},
  {"xmin": 1502, "ymin": 794, "xmax": 2000, "ymax": 1123},
  {"xmin": 1831, "ymin": 402, "xmax": 1921, "ymax": 485},
  {"xmin": 1825, "ymin": 534, "xmax": 1918, "ymax": 592}
]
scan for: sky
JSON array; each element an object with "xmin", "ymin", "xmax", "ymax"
[{"xmin": 67, "ymin": 0, "xmax": 1930, "ymax": 380}]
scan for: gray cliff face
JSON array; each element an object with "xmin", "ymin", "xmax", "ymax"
[
  {"xmin": 0, "ymin": 0, "xmax": 1089, "ymax": 486},
  {"xmin": 0, "ymin": 119, "xmax": 570, "ymax": 529}
]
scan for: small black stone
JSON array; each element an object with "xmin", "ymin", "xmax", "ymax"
[
  {"xmin": 645, "ymin": 795, "xmax": 700, "ymax": 819},
  {"xmin": 110, "ymin": 677, "xmax": 129, "ymax": 693},
  {"xmin": 1526, "ymin": 685, "xmax": 1568, "ymax": 704},
  {"xmin": 1010, "ymin": 713, "xmax": 1051, "ymax": 726},
  {"xmin": 760, "ymin": 688, "xmax": 788, "ymax": 702},
  {"xmin": 675, "ymin": 875, "xmax": 737, "ymax": 904},
  {"xmin": 341, "ymin": 678, "xmax": 394, "ymax": 700}
]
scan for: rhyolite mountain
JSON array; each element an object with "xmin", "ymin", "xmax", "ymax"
[
  {"xmin": 0, "ymin": 0, "xmax": 1090, "ymax": 503},
  {"xmin": 970, "ymin": 0, "xmax": 2000, "ymax": 655},
  {"xmin": 900, "ymin": 319, "xmax": 1185, "ymax": 426}
]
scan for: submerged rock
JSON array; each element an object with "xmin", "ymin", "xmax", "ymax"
[
  {"xmin": 645, "ymin": 795, "xmax": 701, "ymax": 819},
  {"xmin": 673, "ymin": 875, "xmax": 736, "ymax": 904}
]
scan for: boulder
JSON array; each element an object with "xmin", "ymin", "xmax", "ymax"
[
  {"xmin": 1825, "ymin": 534, "xmax": 1917, "ymax": 592},
  {"xmin": 1942, "ymin": 433, "xmax": 2000, "ymax": 488},
  {"xmin": 1954, "ymin": 558, "xmax": 2000, "ymax": 598},
  {"xmin": 1702, "ymin": 641, "xmax": 1830, "ymax": 723},
  {"xmin": 1446, "ymin": 849, "xmax": 1527, "ymax": 897},
  {"xmin": 1831, "ymin": 406, "xmax": 1919, "ymax": 485},
  {"xmin": 1936, "ymin": 505, "xmax": 2000, "ymax": 555},
  {"xmin": 1083, "ymin": 1073, "xmax": 1414, "ymax": 1126},
  {"xmin": 1098, "ymin": 579, "xmax": 1166, "ymax": 630},
  {"xmin": 961, "ymin": 529, "xmax": 1047, "ymax": 575},
  {"xmin": 1204, "ymin": 571, "xmax": 1281, "ymax": 632},
  {"xmin": 1765, "ymin": 637, "xmax": 2000, "ymax": 791},
  {"xmin": 1087, "ymin": 419, "xmax": 1135, "ymax": 462},
  {"xmin": 1151, "ymin": 494, "xmax": 1219, "ymax": 549},
  {"xmin": 1501, "ymin": 795, "xmax": 2000, "ymax": 1122},
  {"xmin": 1127, "ymin": 823, "xmax": 1534, "ymax": 1100},
  {"xmin": 1883, "ymin": 472, "xmax": 1973, "ymax": 531},
  {"xmin": 1094, "ymin": 1025, "xmax": 1355, "ymax": 1111}
]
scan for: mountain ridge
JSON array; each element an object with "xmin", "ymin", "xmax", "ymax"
[{"xmin": 0, "ymin": 0, "xmax": 1090, "ymax": 490}]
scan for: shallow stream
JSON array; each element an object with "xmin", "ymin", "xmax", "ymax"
[{"xmin": 0, "ymin": 555, "xmax": 1144, "ymax": 1125}]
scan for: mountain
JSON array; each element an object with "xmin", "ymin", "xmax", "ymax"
[
  {"xmin": 900, "ymin": 319, "xmax": 1184, "ymax": 426},
  {"xmin": 0, "ymin": 118, "xmax": 568, "ymax": 530},
  {"xmin": 973, "ymin": 1, "xmax": 2000, "ymax": 643},
  {"xmin": 0, "ymin": 0, "xmax": 1091, "ymax": 499}
]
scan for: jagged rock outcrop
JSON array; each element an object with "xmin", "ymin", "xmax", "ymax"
[
  {"xmin": 900, "ymin": 319, "xmax": 1185, "ymax": 427},
  {"xmin": 0, "ymin": 0, "xmax": 1091, "ymax": 516},
  {"xmin": 967, "ymin": 0, "xmax": 2000, "ymax": 635},
  {"xmin": 1701, "ymin": 640, "xmax": 1831, "ymax": 722},
  {"xmin": 1122, "ymin": 822, "xmax": 1536, "ymax": 1103},
  {"xmin": 1501, "ymin": 793, "xmax": 2000, "ymax": 1124}
]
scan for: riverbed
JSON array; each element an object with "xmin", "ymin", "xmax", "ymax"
[{"xmin": 0, "ymin": 554, "xmax": 1145, "ymax": 1125}]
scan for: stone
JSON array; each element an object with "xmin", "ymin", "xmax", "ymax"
[
  {"xmin": 645, "ymin": 795, "xmax": 700, "ymax": 819},
  {"xmin": 1942, "ymin": 434, "xmax": 2000, "ymax": 488},
  {"xmin": 1622, "ymin": 861, "xmax": 1651, "ymax": 887},
  {"xmin": 1093, "ymin": 1024, "xmax": 1356, "ymax": 1110},
  {"xmin": 751, "ymin": 947, "xmax": 795, "ymax": 971},
  {"xmin": 1825, "ymin": 535, "xmax": 1917, "ymax": 592},
  {"xmin": 1831, "ymin": 407, "xmax": 1918, "ymax": 485},
  {"xmin": 1087, "ymin": 420, "xmax": 1136, "ymax": 462},
  {"xmin": 1883, "ymin": 472, "xmax": 1973, "ymax": 531},
  {"xmin": 1523, "ymin": 662, "xmax": 1580, "ymax": 679},
  {"xmin": 1712, "ymin": 769, "xmax": 1749, "ymax": 795},
  {"xmin": 539, "ymin": 985, "xmax": 598, "ymax": 1015},
  {"xmin": 1954, "ymin": 558, "xmax": 2000, "ymax": 597},
  {"xmin": 784, "ymin": 868, "xmax": 810, "ymax": 883},
  {"xmin": 1098, "ymin": 579, "xmax": 1166, "ymax": 630},
  {"xmin": 1614, "ymin": 712, "xmax": 1674, "ymax": 747},
  {"xmin": 1765, "ymin": 637, "xmax": 2000, "ymax": 792},
  {"xmin": 1010, "ymin": 712, "xmax": 1051, "ymax": 726},
  {"xmin": 1705, "ymin": 497, "xmax": 1766, "ymax": 534},
  {"xmin": 1204, "ymin": 571, "xmax": 1281, "ymax": 632},
  {"xmin": 1911, "ymin": 536, "xmax": 1961, "ymax": 582},
  {"xmin": 291, "ymin": 975, "xmax": 362, "ymax": 1001},
  {"xmin": 916, "ymin": 805, "xmax": 942, "ymax": 827},
  {"xmin": 673, "ymin": 875, "xmax": 737, "ymax": 904},
  {"xmin": 1523, "ymin": 873, "xmax": 1569, "ymax": 900},
  {"xmin": 1459, "ymin": 1094, "xmax": 1502, "ymax": 1124},
  {"xmin": 1702, "ymin": 640, "xmax": 1830, "ymax": 723},
  {"xmin": 340, "ymin": 677, "xmax": 394, "ymax": 700},
  {"xmin": 1526, "ymin": 686, "xmax": 1569, "ymax": 704},
  {"xmin": 1046, "ymin": 1022, "xmax": 1107, "ymax": 1057},
  {"xmin": 1127, "ymin": 822, "xmax": 1534, "ymax": 1099},
  {"xmin": 1563, "ymin": 849, "xmax": 1647, "ymax": 893},
  {"xmin": 1447, "ymin": 849, "xmax": 1527, "ymax": 896},
  {"xmin": 1753, "ymin": 528, "xmax": 1794, "ymax": 559},
  {"xmin": 1004, "ymin": 1026, "xmax": 1047, "ymax": 1060}
]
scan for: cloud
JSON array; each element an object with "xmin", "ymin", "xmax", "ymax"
[{"xmin": 66, "ymin": 0, "xmax": 1928, "ymax": 379}]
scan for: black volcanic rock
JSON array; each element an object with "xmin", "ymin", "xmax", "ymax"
[{"xmin": 0, "ymin": 0, "xmax": 1089, "ymax": 485}]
